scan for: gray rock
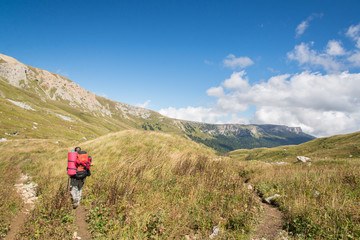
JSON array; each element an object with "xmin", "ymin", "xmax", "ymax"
[
  {"xmin": 209, "ymin": 226, "xmax": 220, "ymax": 239},
  {"xmin": 264, "ymin": 194, "xmax": 281, "ymax": 204},
  {"xmin": 297, "ymin": 156, "xmax": 311, "ymax": 163}
]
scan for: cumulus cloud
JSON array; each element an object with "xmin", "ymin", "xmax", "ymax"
[
  {"xmin": 290, "ymin": 23, "xmax": 360, "ymax": 71},
  {"xmin": 206, "ymin": 86, "xmax": 225, "ymax": 98},
  {"xmin": 326, "ymin": 40, "xmax": 346, "ymax": 56},
  {"xmin": 136, "ymin": 100, "xmax": 151, "ymax": 108},
  {"xmin": 159, "ymin": 106, "xmax": 226, "ymax": 123},
  {"xmin": 160, "ymin": 71, "xmax": 360, "ymax": 137},
  {"xmin": 223, "ymin": 71, "xmax": 250, "ymax": 90},
  {"xmin": 160, "ymin": 23, "xmax": 360, "ymax": 137},
  {"xmin": 223, "ymin": 54, "xmax": 254, "ymax": 69},
  {"xmin": 287, "ymin": 42, "xmax": 342, "ymax": 72},
  {"xmin": 253, "ymin": 106, "xmax": 359, "ymax": 136}
]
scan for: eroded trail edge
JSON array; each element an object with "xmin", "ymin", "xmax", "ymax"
[{"xmin": 5, "ymin": 168, "xmax": 38, "ymax": 240}]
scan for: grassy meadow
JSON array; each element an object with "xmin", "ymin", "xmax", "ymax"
[
  {"xmin": 1, "ymin": 131, "xmax": 261, "ymax": 239},
  {"xmin": 230, "ymin": 131, "xmax": 360, "ymax": 239},
  {"xmin": 1, "ymin": 129, "xmax": 360, "ymax": 239}
]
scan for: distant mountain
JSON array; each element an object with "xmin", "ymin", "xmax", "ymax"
[{"xmin": 0, "ymin": 53, "xmax": 315, "ymax": 152}]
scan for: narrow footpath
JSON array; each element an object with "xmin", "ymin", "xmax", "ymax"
[
  {"xmin": 73, "ymin": 205, "xmax": 91, "ymax": 240},
  {"xmin": 5, "ymin": 163, "xmax": 37, "ymax": 240},
  {"xmin": 248, "ymin": 181, "xmax": 288, "ymax": 240},
  {"xmin": 251, "ymin": 200, "xmax": 285, "ymax": 240}
]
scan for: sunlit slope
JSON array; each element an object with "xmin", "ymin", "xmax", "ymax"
[
  {"xmin": 229, "ymin": 131, "xmax": 360, "ymax": 162},
  {"xmin": 0, "ymin": 79, "xmax": 137, "ymax": 142},
  {"xmin": 0, "ymin": 53, "xmax": 315, "ymax": 152},
  {"xmin": 16, "ymin": 130, "xmax": 260, "ymax": 239},
  {"xmin": 229, "ymin": 131, "xmax": 360, "ymax": 239}
]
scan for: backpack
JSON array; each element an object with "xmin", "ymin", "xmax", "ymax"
[{"xmin": 76, "ymin": 151, "xmax": 92, "ymax": 179}]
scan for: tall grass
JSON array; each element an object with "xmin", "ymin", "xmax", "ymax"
[
  {"xmin": 81, "ymin": 131, "xmax": 260, "ymax": 239},
  {"xmin": 0, "ymin": 142, "xmax": 23, "ymax": 238},
  {"xmin": 2, "ymin": 131, "xmax": 260, "ymax": 239},
  {"xmin": 230, "ymin": 132, "xmax": 360, "ymax": 239},
  {"xmin": 0, "ymin": 140, "xmax": 76, "ymax": 239}
]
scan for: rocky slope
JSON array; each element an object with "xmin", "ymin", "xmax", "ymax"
[{"xmin": 0, "ymin": 53, "xmax": 314, "ymax": 152}]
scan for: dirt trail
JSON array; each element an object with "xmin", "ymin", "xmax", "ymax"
[
  {"xmin": 73, "ymin": 206, "xmax": 91, "ymax": 240},
  {"xmin": 251, "ymin": 199, "xmax": 285, "ymax": 240},
  {"xmin": 4, "ymin": 163, "xmax": 37, "ymax": 240}
]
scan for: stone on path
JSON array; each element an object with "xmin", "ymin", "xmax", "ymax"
[
  {"xmin": 264, "ymin": 194, "xmax": 281, "ymax": 204},
  {"xmin": 209, "ymin": 226, "xmax": 220, "ymax": 239}
]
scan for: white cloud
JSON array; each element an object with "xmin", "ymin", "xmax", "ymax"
[
  {"xmin": 344, "ymin": 23, "xmax": 360, "ymax": 66},
  {"xmin": 296, "ymin": 13, "xmax": 323, "ymax": 38},
  {"xmin": 223, "ymin": 54, "xmax": 254, "ymax": 69},
  {"xmin": 326, "ymin": 40, "xmax": 346, "ymax": 56},
  {"xmin": 206, "ymin": 86, "xmax": 224, "ymax": 98},
  {"xmin": 253, "ymin": 106, "xmax": 358, "ymax": 137},
  {"xmin": 296, "ymin": 20, "xmax": 309, "ymax": 37},
  {"xmin": 348, "ymin": 50, "xmax": 360, "ymax": 67},
  {"xmin": 223, "ymin": 71, "xmax": 250, "ymax": 90},
  {"xmin": 346, "ymin": 23, "xmax": 360, "ymax": 48},
  {"xmin": 160, "ymin": 23, "xmax": 360, "ymax": 137},
  {"xmin": 159, "ymin": 106, "xmax": 226, "ymax": 123},
  {"xmin": 136, "ymin": 100, "xmax": 151, "ymax": 108},
  {"xmin": 287, "ymin": 42, "xmax": 342, "ymax": 72},
  {"xmin": 159, "ymin": 71, "xmax": 360, "ymax": 137}
]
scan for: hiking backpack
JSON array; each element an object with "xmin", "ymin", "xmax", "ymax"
[
  {"xmin": 67, "ymin": 151, "xmax": 92, "ymax": 178},
  {"xmin": 76, "ymin": 151, "xmax": 91, "ymax": 179}
]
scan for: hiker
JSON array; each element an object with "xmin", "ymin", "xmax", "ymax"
[{"xmin": 68, "ymin": 147, "xmax": 92, "ymax": 209}]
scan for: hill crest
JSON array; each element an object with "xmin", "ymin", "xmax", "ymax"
[{"xmin": 0, "ymin": 53, "xmax": 315, "ymax": 151}]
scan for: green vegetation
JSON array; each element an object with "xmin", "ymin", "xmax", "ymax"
[
  {"xmin": 230, "ymin": 131, "xmax": 360, "ymax": 239},
  {"xmin": 1, "ymin": 121, "xmax": 359, "ymax": 239},
  {"xmin": 1, "ymin": 131, "xmax": 261, "ymax": 239},
  {"xmin": 0, "ymin": 146, "xmax": 23, "ymax": 237},
  {"xmin": 0, "ymin": 69, "xmax": 314, "ymax": 153},
  {"xmin": 4, "ymin": 58, "xmax": 358, "ymax": 239}
]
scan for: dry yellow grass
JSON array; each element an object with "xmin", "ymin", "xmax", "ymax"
[
  {"xmin": 230, "ymin": 133, "xmax": 360, "ymax": 239},
  {"xmin": 0, "ymin": 131, "xmax": 260, "ymax": 239}
]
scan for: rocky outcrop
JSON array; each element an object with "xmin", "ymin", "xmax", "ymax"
[{"xmin": 0, "ymin": 53, "xmax": 151, "ymax": 119}]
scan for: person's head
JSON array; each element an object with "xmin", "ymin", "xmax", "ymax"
[{"xmin": 74, "ymin": 147, "xmax": 81, "ymax": 152}]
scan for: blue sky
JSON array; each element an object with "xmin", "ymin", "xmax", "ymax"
[{"xmin": 1, "ymin": 0, "xmax": 360, "ymax": 136}]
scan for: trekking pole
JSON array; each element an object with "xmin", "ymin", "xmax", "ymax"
[{"xmin": 67, "ymin": 177, "xmax": 70, "ymax": 192}]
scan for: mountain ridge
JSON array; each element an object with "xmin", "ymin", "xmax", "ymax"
[{"xmin": 0, "ymin": 53, "xmax": 315, "ymax": 152}]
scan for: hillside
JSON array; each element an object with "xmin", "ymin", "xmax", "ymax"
[
  {"xmin": 0, "ymin": 53, "xmax": 314, "ymax": 152},
  {"xmin": 1, "ymin": 128, "xmax": 359, "ymax": 239},
  {"xmin": 0, "ymin": 131, "xmax": 261, "ymax": 239},
  {"xmin": 229, "ymin": 131, "xmax": 360, "ymax": 239},
  {"xmin": 229, "ymin": 130, "xmax": 360, "ymax": 161}
]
